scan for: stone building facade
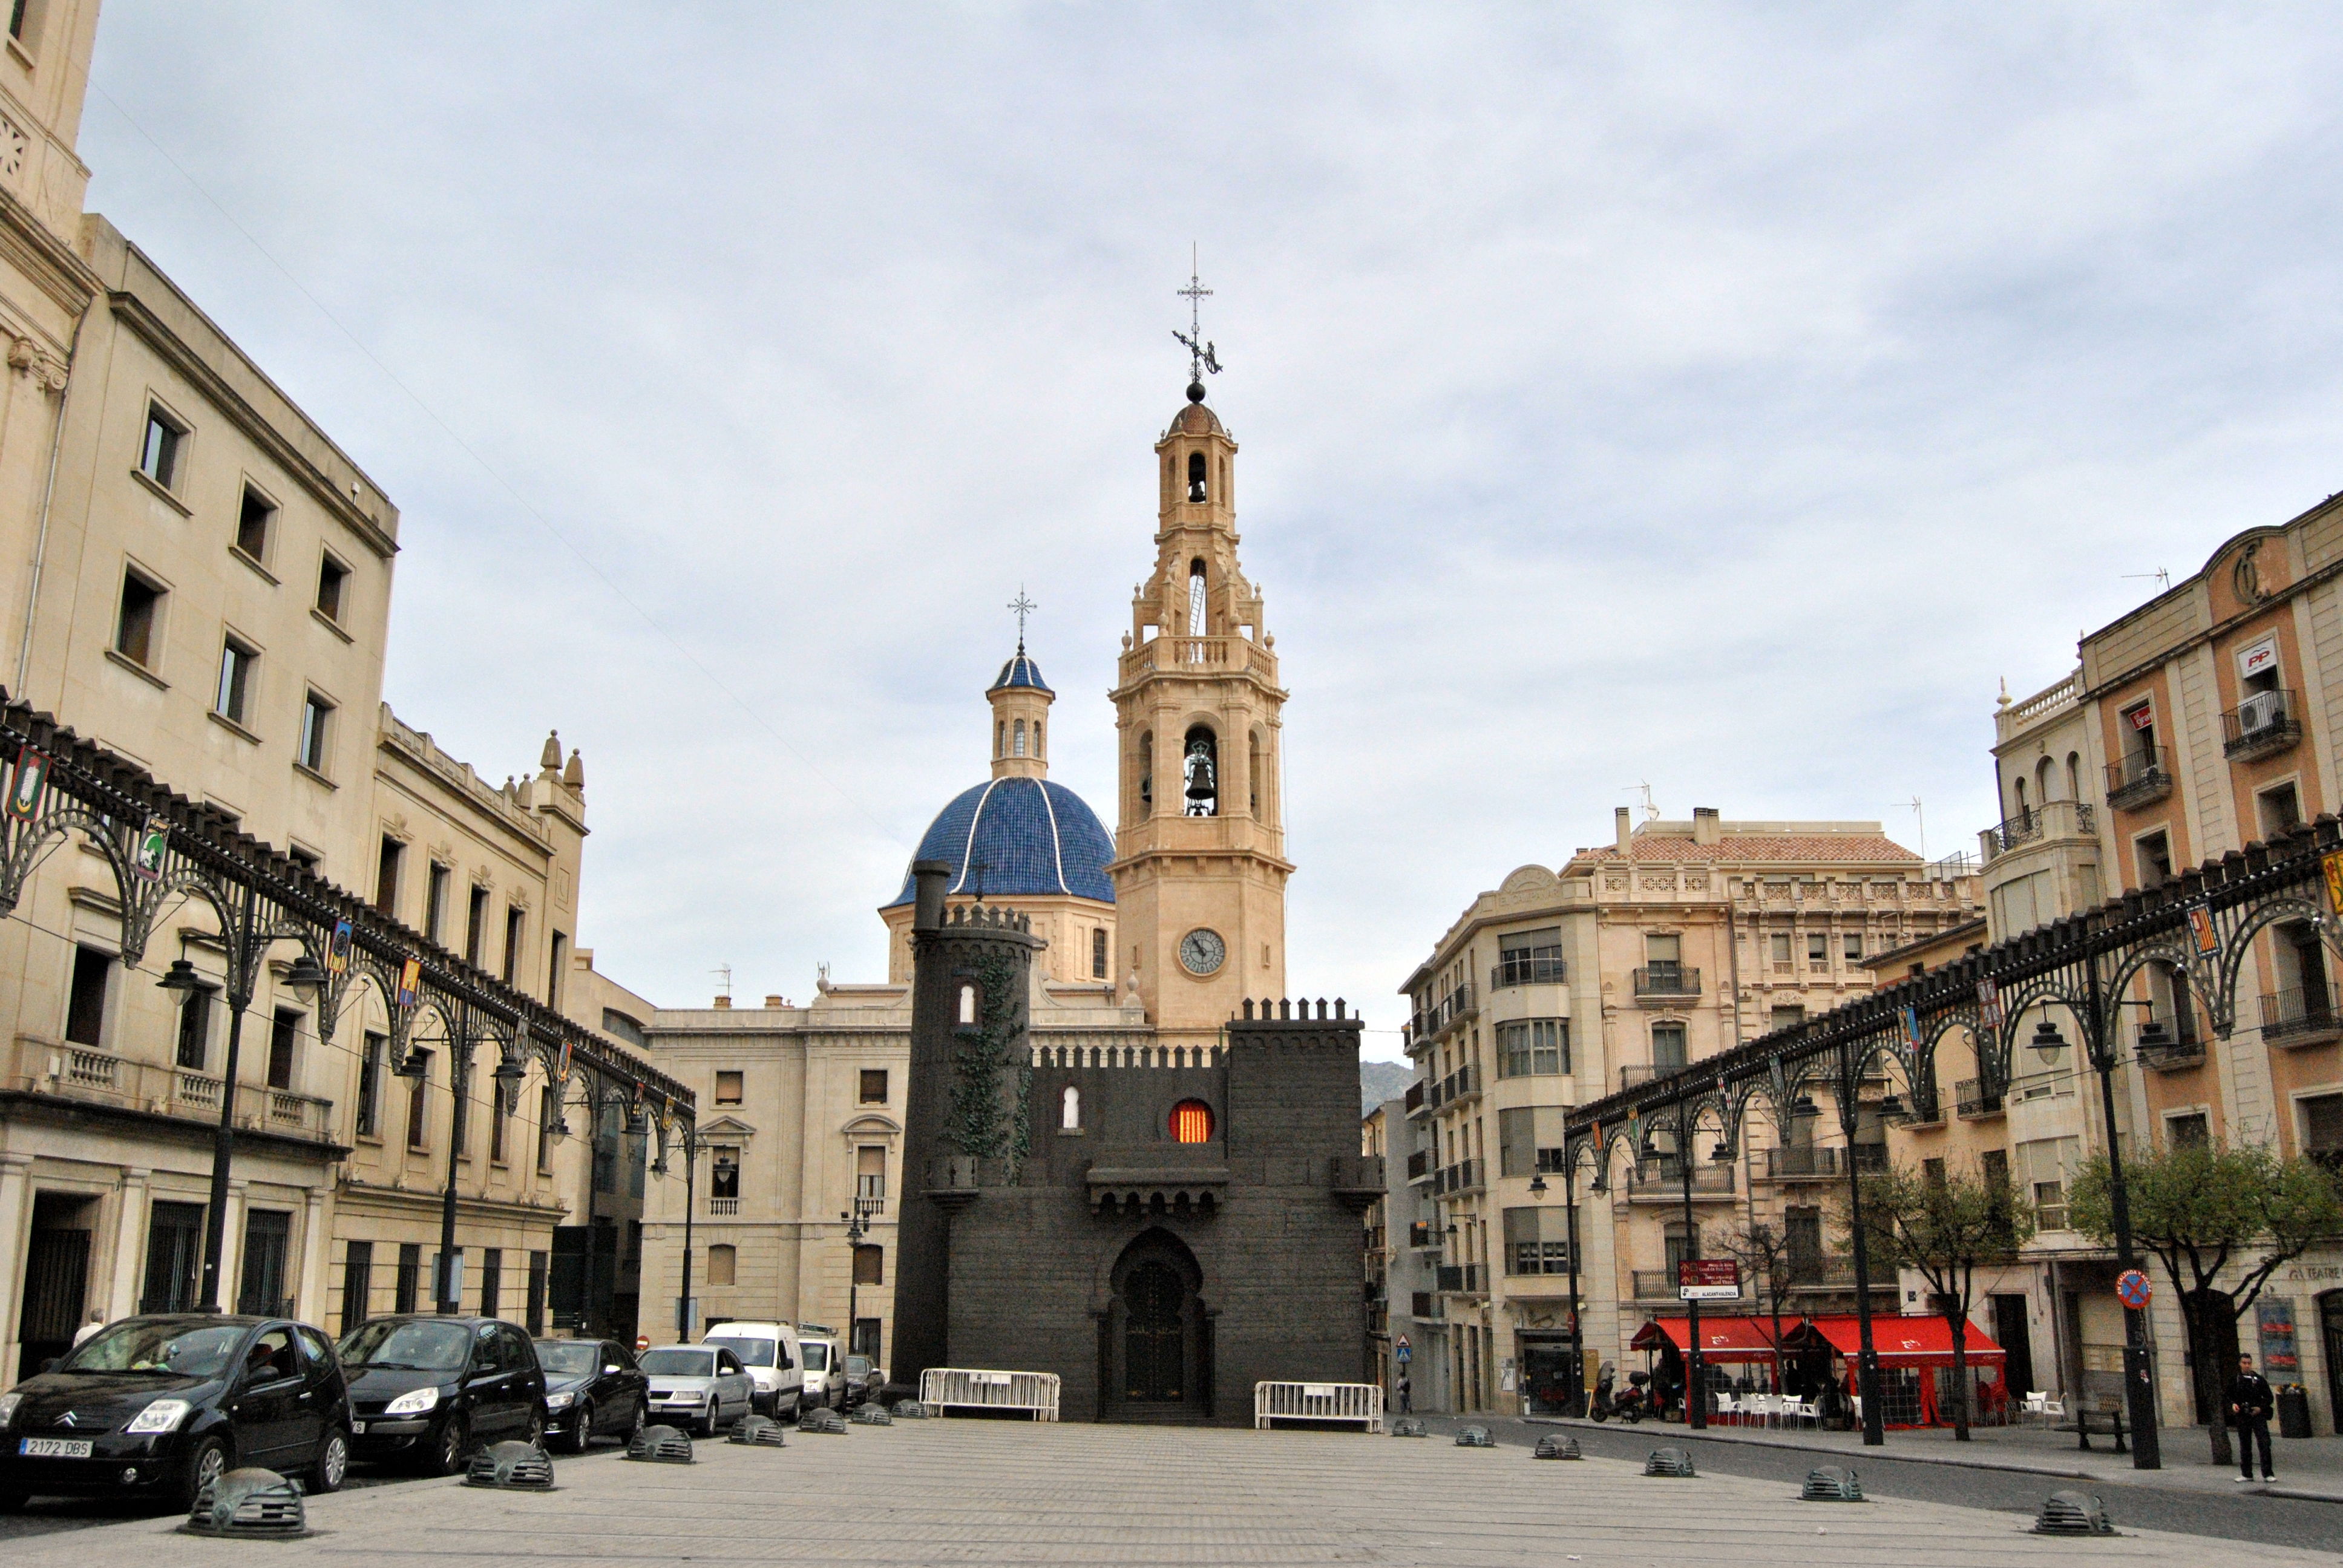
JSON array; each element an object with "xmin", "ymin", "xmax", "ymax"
[{"xmin": 1396, "ymin": 811, "xmax": 1983, "ymax": 1414}]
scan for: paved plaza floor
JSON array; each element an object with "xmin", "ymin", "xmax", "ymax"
[{"xmin": 11, "ymin": 1417, "xmax": 2342, "ymax": 1568}]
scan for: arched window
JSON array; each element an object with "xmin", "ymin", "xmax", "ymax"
[
  {"xmin": 1182, "ymin": 725, "xmax": 1217, "ymax": 817},
  {"xmin": 2013, "ymin": 776, "xmax": 2029, "ymax": 817},
  {"xmin": 2037, "ymin": 756, "xmax": 2056, "ymax": 802},
  {"xmin": 706, "ymin": 1244, "xmax": 736, "ymax": 1287},
  {"xmin": 995, "ymin": 720, "xmax": 1004, "ymax": 759},
  {"xmin": 1187, "ymin": 451, "xmax": 1207, "ymax": 502},
  {"xmin": 711, "ymin": 1150, "xmax": 740, "ymax": 1201},
  {"xmin": 1013, "ymin": 718, "xmax": 1026, "ymax": 757},
  {"xmin": 1061, "ymin": 1086, "xmax": 1081, "ymax": 1129},
  {"xmin": 1248, "ymin": 730, "xmax": 1263, "ymax": 817},
  {"xmin": 2066, "ymin": 752, "xmax": 2082, "ymax": 801},
  {"xmin": 957, "ymin": 983, "xmax": 977, "ymax": 1025},
  {"xmin": 1092, "ymin": 926, "xmax": 1107, "ymax": 979},
  {"xmin": 1034, "ymin": 720, "xmax": 1044, "ymax": 758},
  {"xmin": 1170, "ymin": 1099, "xmax": 1213, "ymax": 1143},
  {"xmin": 1138, "ymin": 731, "xmax": 1153, "ymax": 812},
  {"xmin": 1188, "ymin": 559, "xmax": 1207, "ymax": 637}
]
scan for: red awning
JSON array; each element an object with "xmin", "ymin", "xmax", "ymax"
[
  {"xmin": 1630, "ymin": 1316, "xmax": 1783, "ymax": 1361},
  {"xmin": 1788, "ymin": 1314, "xmax": 2005, "ymax": 1364}
]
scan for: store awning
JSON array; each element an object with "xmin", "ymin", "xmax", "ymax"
[
  {"xmin": 1784, "ymin": 1314, "xmax": 2005, "ymax": 1364},
  {"xmin": 1630, "ymin": 1316, "xmax": 1783, "ymax": 1361}
]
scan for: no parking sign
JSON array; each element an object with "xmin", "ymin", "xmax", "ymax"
[{"xmin": 2115, "ymin": 1269, "xmax": 2152, "ymax": 1310}]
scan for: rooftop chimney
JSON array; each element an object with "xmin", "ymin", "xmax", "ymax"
[
  {"xmin": 764, "ymin": 995, "xmax": 784, "ymax": 1008},
  {"xmin": 1693, "ymin": 806, "xmax": 1720, "ymax": 846},
  {"xmin": 1615, "ymin": 806, "xmax": 1633, "ymax": 855},
  {"xmin": 713, "ymin": 995, "xmax": 732, "ymax": 1010}
]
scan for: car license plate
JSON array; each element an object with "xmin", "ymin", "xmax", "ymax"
[
  {"xmin": 349, "ymin": 1421, "xmax": 367, "ymax": 1434},
  {"xmin": 18, "ymin": 1437, "xmax": 93, "ymax": 1458}
]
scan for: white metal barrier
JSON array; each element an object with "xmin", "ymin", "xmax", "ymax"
[
  {"xmin": 1254, "ymin": 1380, "xmax": 1384, "ymax": 1432},
  {"xmin": 919, "ymin": 1367, "xmax": 1061, "ymax": 1422}
]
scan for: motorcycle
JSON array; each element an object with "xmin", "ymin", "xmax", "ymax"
[{"xmin": 1589, "ymin": 1365, "xmax": 1649, "ymax": 1424}]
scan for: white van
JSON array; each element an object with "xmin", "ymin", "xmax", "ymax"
[
  {"xmin": 796, "ymin": 1328, "xmax": 846, "ymax": 1410},
  {"xmin": 700, "ymin": 1321, "xmax": 805, "ymax": 1418}
]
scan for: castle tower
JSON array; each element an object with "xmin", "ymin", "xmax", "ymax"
[{"xmin": 1108, "ymin": 382, "xmax": 1291, "ymax": 1045}]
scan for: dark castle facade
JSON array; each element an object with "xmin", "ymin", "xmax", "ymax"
[{"xmin": 892, "ymin": 863, "xmax": 1379, "ymax": 1424}]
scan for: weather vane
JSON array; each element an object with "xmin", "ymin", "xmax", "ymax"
[
  {"xmin": 1173, "ymin": 243, "xmax": 1221, "ymax": 399},
  {"xmin": 1009, "ymin": 587, "xmax": 1037, "ymax": 652}
]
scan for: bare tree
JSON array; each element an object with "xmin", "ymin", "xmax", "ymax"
[{"xmin": 1714, "ymin": 1220, "xmax": 1803, "ymax": 1394}]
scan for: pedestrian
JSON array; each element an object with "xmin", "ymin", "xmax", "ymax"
[
  {"xmin": 70, "ymin": 1308, "xmax": 105, "ymax": 1347},
  {"xmin": 1396, "ymin": 1371, "xmax": 1411, "ymax": 1414},
  {"xmin": 2228, "ymin": 1352, "xmax": 2276, "ymax": 1483}
]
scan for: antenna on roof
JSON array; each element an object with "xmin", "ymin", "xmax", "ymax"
[
  {"xmin": 1623, "ymin": 783, "xmax": 1658, "ymax": 820},
  {"xmin": 2121, "ymin": 569, "xmax": 2171, "ymax": 593},
  {"xmin": 1907, "ymin": 797, "xmax": 1926, "ymax": 863},
  {"xmin": 712, "ymin": 963, "xmax": 732, "ymax": 1001}
]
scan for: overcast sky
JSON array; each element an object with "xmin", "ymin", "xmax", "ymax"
[{"xmin": 80, "ymin": 4, "xmax": 2343, "ymax": 1060}]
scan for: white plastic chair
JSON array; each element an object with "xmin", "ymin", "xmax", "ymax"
[{"xmin": 1716, "ymin": 1393, "xmax": 1740, "ymax": 1423}]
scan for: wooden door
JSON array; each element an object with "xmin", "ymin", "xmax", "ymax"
[{"xmin": 1123, "ymin": 1261, "xmax": 1185, "ymax": 1402}]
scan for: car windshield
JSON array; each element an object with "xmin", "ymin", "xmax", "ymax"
[
  {"xmin": 534, "ymin": 1341, "xmax": 602, "ymax": 1376},
  {"xmin": 801, "ymin": 1342, "xmax": 828, "ymax": 1371},
  {"xmin": 710, "ymin": 1337, "xmax": 775, "ymax": 1368},
  {"xmin": 338, "ymin": 1319, "xmax": 473, "ymax": 1371},
  {"xmin": 845, "ymin": 1356, "xmax": 873, "ymax": 1376},
  {"xmin": 63, "ymin": 1321, "xmax": 243, "ymax": 1377},
  {"xmin": 640, "ymin": 1350, "xmax": 714, "ymax": 1377}
]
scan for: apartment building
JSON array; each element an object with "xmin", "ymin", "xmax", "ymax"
[
  {"xmin": 1933, "ymin": 505, "xmax": 2343, "ymax": 1432},
  {"xmin": 1398, "ymin": 808, "xmax": 1982, "ymax": 1414}
]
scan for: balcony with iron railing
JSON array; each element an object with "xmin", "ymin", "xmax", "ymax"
[
  {"xmin": 1435, "ymin": 1159, "xmax": 1484, "ymax": 1197},
  {"xmin": 2222, "ymin": 688, "xmax": 2302, "ymax": 762},
  {"xmin": 1440, "ymin": 1063, "xmax": 1481, "ymax": 1107},
  {"xmin": 1404, "ymin": 1079, "xmax": 1427, "ymax": 1117},
  {"xmin": 1760, "ymin": 1144, "xmax": 1887, "ymax": 1182},
  {"xmin": 1618, "ymin": 1062, "xmax": 1683, "ymax": 1093},
  {"xmin": 2133, "ymin": 1015, "xmax": 2206, "ymax": 1072},
  {"xmin": 1626, "ymin": 1157, "xmax": 1735, "ymax": 1201},
  {"xmin": 1406, "ymin": 1149, "xmax": 1431, "ymax": 1182},
  {"xmin": 1631, "ymin": 965, "xmax": 1700, "ymax": 1002},
  {"xmin": 1953, "ymin": 1077, "xmax": 2005, "ymax": 1119},
  {"xmin": 1411, "ymin": 1290, "xmax": 1440, "ymax": 1319},
  {"xmin": 1986, "ymin": 800, "xmax": 2099, "ymax": 858},
  {"xmin": 1408, "ymin": 1221, "xmax": 1436, "ymax": 1249},
  {"xmin": 1437, "ymin": 1263, "xmax": 1485, "ymax": 1296},
  {"xmin": 2105, "ymin": 746, "xmax": 2173, "ymax": 812},
  {"xmin": 2262, "ymin": 984, "xmax": 2343, "ymax": 1048},
  {"xmin": 1491, "ymin": 954, "xmax": 1566, "ymax": 990},
  {"xmin": 9, "ymin": 1036, "xmax": 339, "ymax": 1145}
]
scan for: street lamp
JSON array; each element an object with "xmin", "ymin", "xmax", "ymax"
[
  {"xmin": 844, "ymin": 1206, "xmax": 869, "ymax": 1366},
  {"xmin": 2027, "ymin": 1006, "xmax": 2160, "ymax": 1469}
]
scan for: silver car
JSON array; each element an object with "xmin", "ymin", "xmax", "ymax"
[{"xmin": 638, "ymin": 1344, "xmax": 754, "ymax": 1436}]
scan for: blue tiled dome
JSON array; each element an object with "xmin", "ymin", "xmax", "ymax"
[
  {"xmin": 885, "ymin": 777, "xmax": 1115, "ymax": 907},
  {"xmin": 991, "ymin": 650, "xmax": 1050, "ymax": 693}
]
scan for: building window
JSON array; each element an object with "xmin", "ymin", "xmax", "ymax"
[
  {"xmin": 235, "ymin": 485, "xmax": 275, "ymax": 563},
  {"xmin": 2166, "ymin": 1111, "xmax": 2209, "ymax": 1147},
  {"xmin": 1061, "ymin": 1085, "xmax": 1081, "ymax": 1129},
  {"xmin": 856, "ymin": 1146, "xmax": 886, "ymax": 1212},
  {"xmin": 957, "ymin": 983, "xmax": 977, "ymax": 1025},
  {"xmin": 267, "ymin": 1007, "xmax": 300, "ymax": 1090},
  {"xmin": 1844, "ymin": 933, "xmax": 1863, "ymax": 962},
  {"xmin": 297, "ymin": 691, "xmax": 333, "ymax": 774},
  {"xmin": 1497, "ymin": 1105, "xmax": 1567, "ymax": 1177},
  {"xmin": 490, "ymin": 1072, "xmax": 509, "ymax": 1163},
  {"xmin": 706, "ymin": 1244, "xmax": 736, "ymax": 1287},
  {"xmin": 526, "ymin": 1251, "xmax": 548, "ymax": 1336},
  {"xmin": 1807, "ymin": 933, "xmax": 1827, "ymax": 970},
  {"xmin": 1012, "ymin": 718, "xmax": 1026, "ymax": 757},
  {"xmin": 1769, "ymin": 1004, "xmax": 1806, "ymax": 1030},
  {"xmin": 715, "ymin": 1071, "xmax": 744, "ymax": 1105},
  {"xmin": 425, "ymin": 862, "xmax": 450, "ymax": 944},
  {"xmin": 139, "ymin": 403, "xmax": 186, "ymax": 489},
  {"xmin": 465, "ymin": 886, "xmax": 489, "ymax": 967},
  {"xmin": 395, "ymin": 1243, "xmax": 421, "ymax": 1314},
  {"xmin": 1495, "ymin": 927, "xmax": 1564, "ymax": 986},
  {"xmin": 315, "ymin": 554, "xmax": 349, "ymax": 622},
  {"xmin": 547, "ymin": 931, "xmax": 567, "ymax": 1010},
  {"xmin": 1643, "ymin": 933, "xmax": 1681, "ymax": 985},
  {"xmin": 2302, "ymin": 1094, "xmax": 2343, "ymax": 1172},
  {"xmin": 1496, "ymin": 1018, "xmax": 1567, "ymax": 1077},
  {"xmin": 65, "ymin": 946, "xmax": 110, "ymax": 1046},
  {"xmin": 2135, "ymin": 829, "xmax": 2173, "ymax": 889},
  {"xmin": 175, "ymin": 985, "xmax": 212, "ymax": 1070},
  {"xmin": 407, "ymin": 1057, "xmax": 430, "ymax": 1149},
  {"xmin": 859, "ymin": 1069, "xmax": 888, "ymax": 1104},
  {"xmin": 287, "ymin": 845, "xmax": 320, "ymax": 875},
  {"xmin": 356, "ymin": 1030, "xmax": 385, "ymax": 1137},
  {"xmin": 215, "ymin": 636, "xmax": 257, "ymax": 725},
  {"xmin": 502, "ymin": 906, "xmax": 525, "ymax": 985},
  {"xmin": 853, "ymin": 1245, "xmax": 883, "ymax": 1286},
  {"xmin": 1768, "ymin": 932, "xmax": 1792, "ymax": 970},
  {"xmin": 1092, "ymin": 927, "xmax": 1108, "ymax": 979},
  {"xmin": 1170, "ymin": 1099, "xmax": 1214, "ymax": 1143},
  {"xmin": 2258, "ymin": 783, "xmax": 2302, "ymax": 839},
  {"xmin": 479, "ymin": 1248, "xmax": 502, "ymax": 1318},
  {"xmin": 8, "ymin": 0, "xmax": 36, "ymax": 45},
  {"xmin": 1650, "ymin": 1021, "xmax": 1686, "ymax": 1071},
  {"xmin": 454, "ymin": 1059, "xmax": 474, "ymax": 1155},
  {"xmin": 375, "ymin": 834, "xmax": 403, "ymax": 916},
  {"xmin": 341, "ymin": 1240, "xmax": 373, "ymax": 1337},
  {"xmin": 1502, "ymin": 1206, "xmax": 1572, "ymax": 1275},
  {"xmin": 115, "ymin": 570, "xmax": 163, "ymax": 667},
  {"xmin": 536, "ymin": 1086, "xmax": 557, "ymax": 1171}
]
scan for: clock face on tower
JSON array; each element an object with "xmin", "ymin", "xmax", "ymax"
[{"xmin": 1178, "ymin": 928, "xmax": 1227, "ymax": 976}]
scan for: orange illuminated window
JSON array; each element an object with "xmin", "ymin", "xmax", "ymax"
[{"xmin": 1170, "ymin": 1099, "xmax": 1214, "ymax": 1143}]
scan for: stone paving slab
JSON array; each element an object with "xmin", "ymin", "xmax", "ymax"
[{"xmin": 11, "ymin": 1420, "xmax": 2338, "ymax": 1567}]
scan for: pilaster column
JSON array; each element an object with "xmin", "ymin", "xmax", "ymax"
[
  {"xmin": 0, "ymin": 1152, "xmax": 38, "ymax": 1379},
  {"xmin": 297, "ymin": 1186, "xmax": 332, "ymax": 1328},
  {"xmin": 108, "ymin": 1168, "xmax": 151, "ymax": 1320},
  {"xmin": 219, "ymin": 1180, "xmax": 249, "ymax": 1311}
]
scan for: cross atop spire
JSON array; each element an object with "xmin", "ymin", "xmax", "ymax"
[
  {"xmin": 1008, "ymin": 587, "xmax": 1037, "ymax": 652},
  {"xmin": 1173, "ymin": 243, "xmax": 1222, "ymax": 401}
]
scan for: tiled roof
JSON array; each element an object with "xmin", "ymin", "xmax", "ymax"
[
  {"xmin": 1561, "ymin": 834, "xmax": 1921, "ymax": 870},
  {"xmin": 991, "ymin": 648, "xmax": 1050, "ymax": 693},
  {"xmin": 885, "ymin": 776, "xmax": 1114, "ymax": 907}
]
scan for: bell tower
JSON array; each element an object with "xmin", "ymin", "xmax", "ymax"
[{"xmin": 1109, "ymin": 370, "xmax": 1291, "ymax": 1046}]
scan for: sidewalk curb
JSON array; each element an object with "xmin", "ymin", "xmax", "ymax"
[{"xmin": 1522, "ymin": 1417, "xmax": 2343, "ymax": 1502}]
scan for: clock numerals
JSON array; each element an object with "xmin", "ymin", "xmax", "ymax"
[{"xmin": 1179, "ymin": 929, "xmax": 1225, "ymax": 976}]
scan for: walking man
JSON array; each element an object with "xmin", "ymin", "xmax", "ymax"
[
  {"xmin": 2229, "ymin": 1352, "xmax": 2276, "ymax": 1483},
  {"xmin": 1396, "ymin": 1371, "xmax": 1412, "ymax": 1415}
]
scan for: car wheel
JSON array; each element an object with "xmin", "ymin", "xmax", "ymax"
[
  {"xmin": 565, "ymin": 1400, "xmax": 594, "ymax": 1454},
  {"xmin": 427, "ymin": 1414, "xmax": 470, "ymax": 1477},
  {"xmin": 178, "ymin": 1434, "xmax": 231, "ymax": 1510},
  {"xmin": 312, "ymin": 1427, "xmax": 350, "ymax": 1494},
  {"xmin": 629, "ymin": 1399, "xmax": 648, "ymax": 1441},
  {"xmin": 524, "ymin": 1409, "xmax": 546, "ymax": 1450}
]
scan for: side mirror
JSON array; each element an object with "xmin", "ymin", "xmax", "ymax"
[{"xmin": 39, "ymin": 1357, "xmax": 60, "ymax": 1374}]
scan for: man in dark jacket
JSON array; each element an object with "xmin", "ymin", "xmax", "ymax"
[{"xmin": 2229, "ymin": 1353, "xmax": 2276, "ymax": 1482}]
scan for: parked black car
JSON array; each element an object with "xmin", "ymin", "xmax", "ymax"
[
  {"xmin": 0, "ymin": 1314, "xmax": 350, "ymax": 1511},
  {"xmin": 842, "ymin": 1354, "xmax": 884, "ymax": 1409},
  {"xmin": 532, "ymin": 1338, "xmax": 649, "ymax": 1453},
  {"xmin": 339, "ymin": 1316, "xmax": 546, "ymax": 1474}
]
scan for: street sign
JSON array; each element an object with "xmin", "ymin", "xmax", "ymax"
[
  {"xmin": 635, "ymin": 1334, "xmax": 650, "ymax": 1353},
  {"xmin": 1678, "ymin": 1258, "xmax": 1742, "ymax": 1302},
  {"xmin": 2116, "ymin": 1269, "xmax": 2152, "ymax": 1310},
  {"xmin": 1395, "ymin": 1343, "xmax": 1411, "ymax": 1364}
]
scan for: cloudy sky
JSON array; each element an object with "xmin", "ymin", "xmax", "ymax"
[{"xmin": 80, "ymin": 4, "xmax": 2343, "ymax": 1059}]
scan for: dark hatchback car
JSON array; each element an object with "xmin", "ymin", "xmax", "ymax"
[
  {"xmin": 0, "ymin": 1315, "xmax": 349, "ymax": 1511},
  {"xmin": 532, "ymin": 1338, "xmax": 649, "ymax": 1452},
  {"xmin": 339, "ymin": 1316, "xmax": 546, "ymax": 1474}
]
